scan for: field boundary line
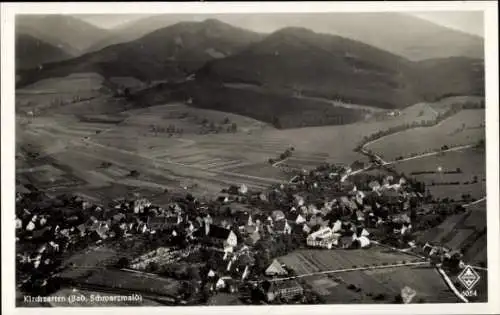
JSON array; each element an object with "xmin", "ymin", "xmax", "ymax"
[
  {"xmin": 385, "ymin": 144, "xmax": 476, "ymax": 166},
  {"xmin": 470, "ymin": 265, "xmax": 488, "ymax": 271},
  {"xmin": 79, "ymin": 138, "xmax": 286, "ymax": 185}
]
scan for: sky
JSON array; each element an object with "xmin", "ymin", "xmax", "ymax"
[
  {"xmin": 77, "ymin": 11, "xmax": 484, "ymax": 37},
  {"xmin": 410, "ymin": 12, "xmax": 484, "ymax": 37}
]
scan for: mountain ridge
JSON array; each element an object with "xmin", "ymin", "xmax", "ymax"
[
  {"xmin": 15, "ymin": 33, "xmax": 73, "ymax": 70},
  {"xmin": 16, "ymin": 14, "xmax": 111, "ymax": 55},
  {"xmin": 85, "ymin": 12, "xmax": 483, "ymax": 61}
]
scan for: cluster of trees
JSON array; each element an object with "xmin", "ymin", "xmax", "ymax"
[
  {"xmin": 150, "ymin": 124, "xmax": 184, "ymax": 136},
  {"xmin": 253, "ymin": 232, "xmax": 304, "ymax": 273},
  {"xmin": 430, "ymin": 176, "xmax": 478, "ymax": 187},
  {"xmin": 413, "ymin": 204, "xmax": 466, "ymax": 231},
  {"xmin": 128, "ymin": 170, "xmax": 140, "ymax": 178},
  {"xmin": 115, "ymin": 87, "xmax": 131, "ymax": 98},
  {"xmin": 198, "ymin": 118, "xmax": 238, "ymax": 134},
  {"xmin": 410, "ymin": 168, "xmax": 462, "ymax": 175},
  {"xmin": 355, "ymin": 105, "xmax": 466, "ymax": 151},
  {"xmin": 268, "ymin": 147, "xmax": 294, "ymax": 165},
  {"xmin": 99, "ymin": 162, "xmax": 113, "ymax": 169}
]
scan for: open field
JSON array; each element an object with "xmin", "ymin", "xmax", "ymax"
[
  {"xmin": 278, "ymin": 246, "xmax": 422, "ymax": 275},
  {"xmin": 57, "ymin": 245, "xmax": 120, "ymax": 280},
  {"xmin": 259, "ymin": 98, "xmax": 473, "ymax": 165},
  {"xmin": 392, "ymin": 148, "xmax": 486, "ymax": 200},
  {"xmin": 16, "ymin": 84, "xmax": 485, "ymax": 203},
  {"xmin": 79, "ymin": 269, "xmax": 183, "ymax": 298},
  {"xmin": 329, "ymin": 266, "xmax": 459, "ymax": 303},
  {"xmin": 366, "ymin": 109, "xmax": 485, "ymax": 161},
  {"xmin": 16, "ymin": 73, "xmax": 109, "ymax": 114}
]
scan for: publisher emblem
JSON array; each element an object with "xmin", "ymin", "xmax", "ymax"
[{"xmin": 458, "ymin": 265, "xmax": 480, "ymax": 290}]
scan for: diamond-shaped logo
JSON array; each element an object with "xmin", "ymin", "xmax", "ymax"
[{"xmin": 458, "ymin": 265, "xmax": 480, "ymax": 290}]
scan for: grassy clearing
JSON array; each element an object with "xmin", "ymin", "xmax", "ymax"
[
  {"xmin": 16, "ymin": 73, "xmax": 109, "ymax": 114},
  {"xmin": 393, "ymin": 148, "xmax": 486, "ymax": 200},
  {"xmin": 79, "ymin": 269, "xmax": 183, "ymax": 298},
  {"xmin": 366, "ymin": 109, "xmax": 485, "ymax": 161}
]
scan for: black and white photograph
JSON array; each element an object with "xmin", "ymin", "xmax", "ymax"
[{"xmin": 1, "ymin": 2, "xmax": 499, "ymax": 314}]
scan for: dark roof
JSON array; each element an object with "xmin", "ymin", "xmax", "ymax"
[
  {"xmin": 356, "ymin": 226, "xmax": 363, "ymax": 235},
  {"xmin": 274, "ymin": 220, "xmax": 289, "ymax": 231},
  {"xmin": 286, "ymin": 211, "xmax": 301, "ymax": 221},
  {"xmin": 339, "ymin": 236, "xmax": 353, "ymax": 246},
  {"xmin": 198, "ymin": 224, "xmax": 233, "ymax": 240},
  {"xmin": 235, "ymin": 212, "xmax": 251, "ymax": 225}
]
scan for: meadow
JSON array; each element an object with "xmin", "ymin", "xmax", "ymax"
[
  {"xmin": 366, "ymin": 109, "xmax": 485, "ymax": 161},
  {"xmin": 278, "ymin": 246, "xmax": 421, "ymax": 275},
  {"xmin": 331, "ymin": 266, "xmax": 459, "ymax": 303},
  {"xmin": 15, "ymin": 73, "xmax": 485, "ymax": 203},
  {"xmin": 79, "ymin": 269, "xmax": 183, "ymax": 298},
  {"xmin": 392, "ymin": 148, "xmax": 486, "ymax": 200}
]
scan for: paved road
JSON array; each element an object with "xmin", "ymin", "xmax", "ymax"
[
  {"xmin": 463, "ymin": 197, "xmax": 486, "ymax": 208},
  {"xmin": 385, "ymin": 144, "xmax": 476, "ymax": 166}
]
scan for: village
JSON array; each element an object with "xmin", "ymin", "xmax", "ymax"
[{"xmin": 16, "ymin": 159, "xmax": 475, "ymax": 305}]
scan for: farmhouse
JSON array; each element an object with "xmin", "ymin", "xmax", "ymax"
[
  {"xmin": 306, "ymin": 227, "xmax": 339, "ymax": 249},
  {"xmin": 196, "ymin": 224, "xmax": 238, "ymax": 252},
  {"xmin": 265, "ymin": 259, "xmax": 288, "ymax": 276}
]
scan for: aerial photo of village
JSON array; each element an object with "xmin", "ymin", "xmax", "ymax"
[{"xmin": 14, "ymin": 11, "xmax": 487, "ymax": 307}]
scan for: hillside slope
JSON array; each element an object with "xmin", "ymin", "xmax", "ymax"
[
  {"xmin": 16, "ymin": 33, "xmax": 73, "ymax": 70},
  {"xmin": 16, "ymin": 15, "xmax": 110, "ymax": 55},
  {"xmin": 16, "ymin": 22, "xmax": 484, "ymax": 129},
  {"xmin": 86, "ymin": 13, "xmax": 483, "ymax": 61},
  {"xmin": 16, "ymin": 19, "xmax": 264, "ymax": 87},
  {"xmin": 193, "ymin": 27, "xmax": 484, "ymax": 109}
]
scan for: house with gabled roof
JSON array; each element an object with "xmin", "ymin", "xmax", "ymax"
[
  {"xmin": 265, "ymin": 259, "xmax": 288, "ymax": 276},
  {"xmin": 262, "ymin": 279, "xmax": 303, "ymax": 302},
  {"xmin": 196, "ymin": 224, "xmax": 238, "ymax": 252},
  {"xmin": 274, "ymin": 220, "xmax": 292, "ymax": 235},
  {"xmin": 286, "ymin": 211, "xmax": 306, "ymax": 225}
]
